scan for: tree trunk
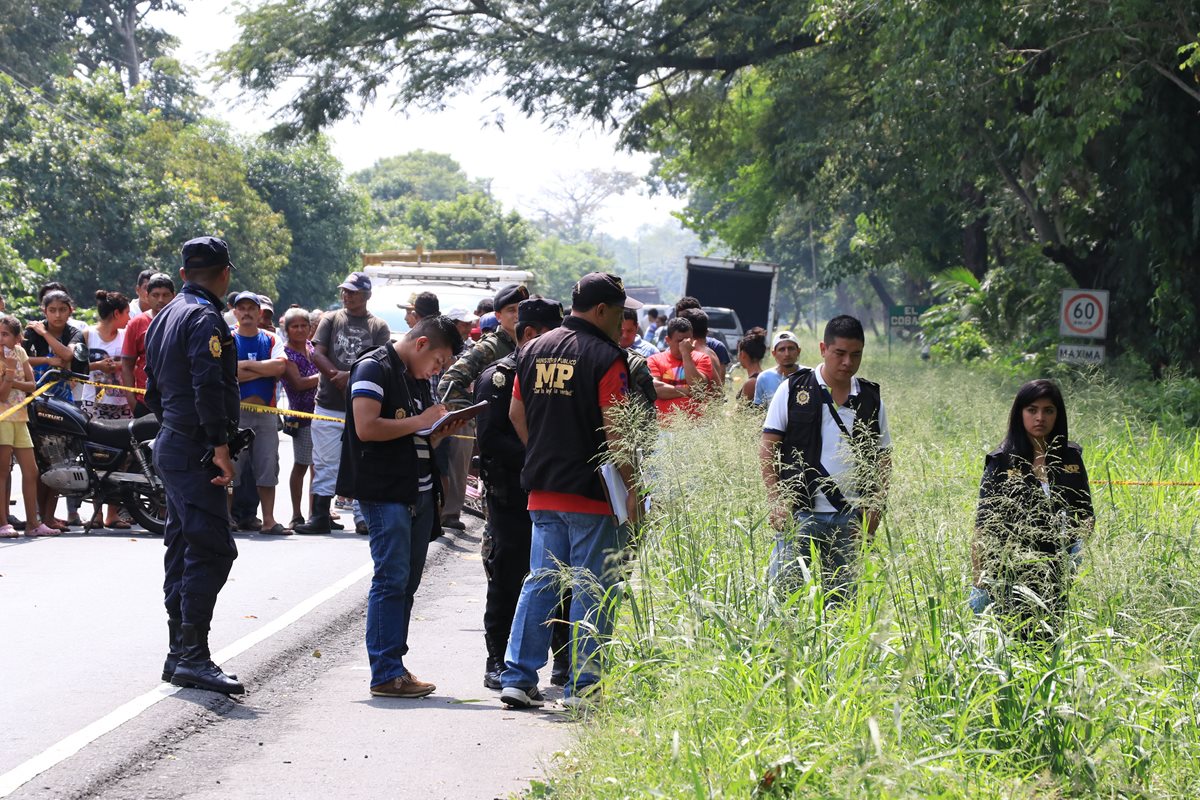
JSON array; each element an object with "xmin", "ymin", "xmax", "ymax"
[
  {"xmin": 865, "ymin": 272, "xmax": 896, "ymax": 311},
  {"xmin": 119, "ymin": 2, "xmax": 140, "ymax": 88}
]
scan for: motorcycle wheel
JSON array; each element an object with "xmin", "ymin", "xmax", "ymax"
[{"xmin": 125, "ymin": 487, "xmax": 167, "ymax": 534}]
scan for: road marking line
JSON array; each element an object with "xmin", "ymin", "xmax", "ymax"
[{"xmin": 0, "ymin": 561, "xmax": 373, "ymax": 798}]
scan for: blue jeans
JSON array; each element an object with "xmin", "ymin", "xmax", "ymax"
[
  {"xmin": 769, "ymin": 509, "xmax": 859, "ymax": 599},
  {"xmin": 362, "ymin": 492, "xmax": 434, "ymax": 686},
  {"xmin": 502, "ymin": 510, "xmax": 623, "ymax": 698}
]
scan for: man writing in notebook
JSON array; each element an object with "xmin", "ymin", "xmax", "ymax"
[{"xmin": 336, "ymin": 315, "xmax": 466, "ymax": 698}]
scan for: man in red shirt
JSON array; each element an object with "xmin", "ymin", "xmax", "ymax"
[
  {"xmin": 500, "ymin": 273, "xmax": 640, "ymax": 711},
  {"xmin": 122, "ymin": 273, "xmax": 176, "ymax": 414},
  {"xmin": 647, "ymin": 316, "xmax": 715, "ymax": 417}
]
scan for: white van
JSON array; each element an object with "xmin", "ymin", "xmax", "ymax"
[{"xmin": 363, "ymin": 263, "xmax": 537, "ymax": 338}]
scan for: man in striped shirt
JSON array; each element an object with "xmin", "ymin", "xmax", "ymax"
[{"xmin": 335, "ymin": 315, "xmax": 466, "ymax": 698}]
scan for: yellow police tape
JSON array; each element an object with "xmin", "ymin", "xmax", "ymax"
[
  {"xmin": 10, "ymin": 381, "xmax": 1196, "ymax": 466},
  {"xmin": 0, "ymin": 380, "xmax": 59, "ymax": 423},
  {"xmin": 73, "ymin": 378, "xmax": 474, "ymax": 438}
]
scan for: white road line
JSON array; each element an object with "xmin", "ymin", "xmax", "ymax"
[{"xmin": 0, "ymin": 560, "xmax": 373, "ymax": 798}]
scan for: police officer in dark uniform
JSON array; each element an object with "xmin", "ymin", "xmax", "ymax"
[
  {"xmin": 144, "ymin": 236, "xmax": 244, "ymax": 695},
  {"xmin": 475, "ymin": 297, "xmax": 571, "ymax": 690}
]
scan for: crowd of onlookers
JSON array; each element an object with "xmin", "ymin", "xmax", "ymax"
[
  {"xmin": 1, "ymin": 267, "xmax": 804, "ymax": 539},
  {"xmin": 0, "ymin": 271, "xmax": 340, "ymax": 537}
]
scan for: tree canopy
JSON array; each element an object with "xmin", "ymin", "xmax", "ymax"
[{"xmin": 220, "ymin": 0, "xmax": 1200, "ymax": 369}]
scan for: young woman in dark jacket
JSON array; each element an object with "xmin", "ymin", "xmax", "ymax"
[{"xmin": 970, "ymin": 379, "xmax": 1094, "ymax": 636}]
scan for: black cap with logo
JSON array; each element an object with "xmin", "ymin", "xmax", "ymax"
[{"xmin": 572, "ymin": 272, "xmax": 642, "ymax": 310}]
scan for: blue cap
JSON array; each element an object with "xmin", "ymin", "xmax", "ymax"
[
  {"xmin": 479, "ymin": 312, "xmax": 498, "ymax": 332},
  {"xmin": 232, "ymin": 291, "xmax": 262, "ymax": 308},
  {"xmin": 338, "ymin": 271, "xmax": 372, "ymax": 292}
]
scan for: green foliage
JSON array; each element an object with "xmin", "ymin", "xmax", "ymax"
[
  {"xmin": 523, "ymin": 237, "xmax": 615, "ymax": 303},
  {"xmin": 219, "ymin": 0, "xmax": 818, "ymax": 137},
  {"xmin": 0, "ymin": 73, "xmax": 290, "ymax": 303},
  {"xmin": 0, "ymin": 0, "xmax": 80, "ymax": 88},
  {"xmin": 549, "ymin": 356, "xmax": 1200, "ymax": 797},
  {"xmin": 353, "ymin": 152, "xmax": 535, "ymax": 263},
  {"xmin": 246, "ymin": 135, "xmax": 365, "ymax": 308},
  {"xmin": 350, "ymin": 151, "xmax": 481, "ymax": 203}
]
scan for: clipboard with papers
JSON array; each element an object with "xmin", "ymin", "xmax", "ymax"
[{"xmin": 416, "ymin": 400, "xmax": 489, "ymax": 437}]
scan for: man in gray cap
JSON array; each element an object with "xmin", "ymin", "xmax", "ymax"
[
  {"xmin": 295, "ymin": 271, "xmax": 391, "ymax": 535},
  {"xmin": 435, "ymin": 282, "xmax": 529, "ymax": 531}
]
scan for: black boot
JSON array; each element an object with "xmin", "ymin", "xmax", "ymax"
[
  {"xmin": 483, "ymin": 633, "xmax": 504, "ymax": 690},
  {"xmin": 171, "ymin": 623, "xmax": 244, "ymax": 694},
  {"xmin": 163, "ymin": 618, "xmax": 237, "ymax": 683},
  {"xmin": 161, "ymin": 617, "xmax": 184, "ymax": 682},
  {"xmin": 294, "ymin": 495, "xmax": 334, "ymax": 535}
]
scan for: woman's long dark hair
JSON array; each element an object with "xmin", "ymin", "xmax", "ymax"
[{"xmin": 1001, "ymin": 379, "xmax": 1069, "ymax": 463}]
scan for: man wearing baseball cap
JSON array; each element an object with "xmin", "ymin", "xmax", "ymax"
[
  {"xmin": 229, "ymin": 291, "xmax": 288, "ymax": 535},
  {"xmin": 753, "ymin": 330, "xmax": 803, "ymax": 406},
  {"xmin": 475, "ymin": 297, "xmax": 571, "ymax": 691},
  {"xmin": 445, "ymin": 308, "xmax": 478, "ymax": 342},
  {"xmin": 295, "ymin": 270, "xmax": 391, "ymax": 535},
  {"xmin": 500, "ymin": 273, "xmax": 639, "ymax": 711},
  {"xmin": 400, "ymin": 291, "xmax": 440, "ymax": 330},
  {"xmin": 436, "ymin": 282, "xmax": 530, "ymax": 532}
]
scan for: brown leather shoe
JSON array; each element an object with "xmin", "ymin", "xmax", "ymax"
[{"xmin": 370, "ymin": 673, "xmax": 436, "ymax": 698}]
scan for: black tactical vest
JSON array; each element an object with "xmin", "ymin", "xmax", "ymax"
[
  {"xmin": 336, "ymin": 344, "xmax": 428, "ymax": 504},
  {"xmin": 518, "ymin": 316, "xmax": 622, "ymax": 502},
  {"xmin": 779, "ymin": 367, "xmax": 882, "ymax": 512},
  {"xmin": 476, "ymin": 353, "xmax": 526, "ymax": 504}
]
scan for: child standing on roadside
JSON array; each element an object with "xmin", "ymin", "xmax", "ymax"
[{"xmin": 0, "ymin": 315, "xmax": 53, "ymax": 537}]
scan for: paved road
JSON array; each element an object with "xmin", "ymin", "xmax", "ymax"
[{"xmin": 2, "ymin": 481, "xmax": 567, "ymax": 797}]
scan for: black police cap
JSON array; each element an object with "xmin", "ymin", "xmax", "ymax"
[
  {"xmin": 494, "ymin": 283, "xmax": 530, "ymax": 310},
  {"xmin": 181, "ymin": 236, "xmax": 234, "ymax": 271},
  {"xmin": 517, "ymin": 298, "xmax": 564, "ymax": 329}
]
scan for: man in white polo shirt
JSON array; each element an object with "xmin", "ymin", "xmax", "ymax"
[{"xmin": 760, "ymin": 315, "xmax": 892, "ymax": 600}]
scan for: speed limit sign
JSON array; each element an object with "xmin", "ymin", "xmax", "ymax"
[{"xmin": 1059, "ymin": 289, "xmax": 1109, "ymax": 338}]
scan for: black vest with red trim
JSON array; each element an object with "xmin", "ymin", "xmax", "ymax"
[
  {"xmin": 517, "ymin": 315, "xmax": 622, "ymax": 502},
  {"xmin": 779, "ymin": 367, "xmax": 882, "ymax": 512}
]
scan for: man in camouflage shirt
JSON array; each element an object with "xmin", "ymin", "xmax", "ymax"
[{"xmin": 435, "ymin": 283, "xmax": 529, "ymax": 528}]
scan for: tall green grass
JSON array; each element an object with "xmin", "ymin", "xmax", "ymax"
[{"xmin": 547, "ymin": 355, "xmax": 1200, "ymax": 798}]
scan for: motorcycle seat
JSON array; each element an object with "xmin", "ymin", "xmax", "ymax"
[{"xmin": 86, "ymin": 415, "xmax": 159, "ymax": 448}]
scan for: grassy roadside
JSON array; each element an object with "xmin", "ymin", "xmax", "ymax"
[{"xmin": 544, "ymin": 351, "xmax": 1200, "ymax": 798}]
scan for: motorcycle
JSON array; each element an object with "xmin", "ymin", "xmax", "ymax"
[{"xmin": 27, "ymin": 367, "xmax": 167, "ymax": 534}]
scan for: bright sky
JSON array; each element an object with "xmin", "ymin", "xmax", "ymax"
[{"xmin": 152, "ymin": 1, "xmax": 684, "ymax": 239}]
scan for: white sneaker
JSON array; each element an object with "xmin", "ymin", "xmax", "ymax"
[
  {"xmin": 500, "ymin": 685, "xmax": 545, "ymax": 709},
  {"xmin": 562, "ymin": 684, "xmax": 601, "ymax": 712}
]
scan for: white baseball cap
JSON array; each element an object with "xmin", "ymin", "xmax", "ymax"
[
  {"xmin": 446, "ymin": 308, "xmax": 479, "ymax": 324},
  {"xmin": 772, "ymin": 331, "xmax": 799, "ymax": 350}
]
